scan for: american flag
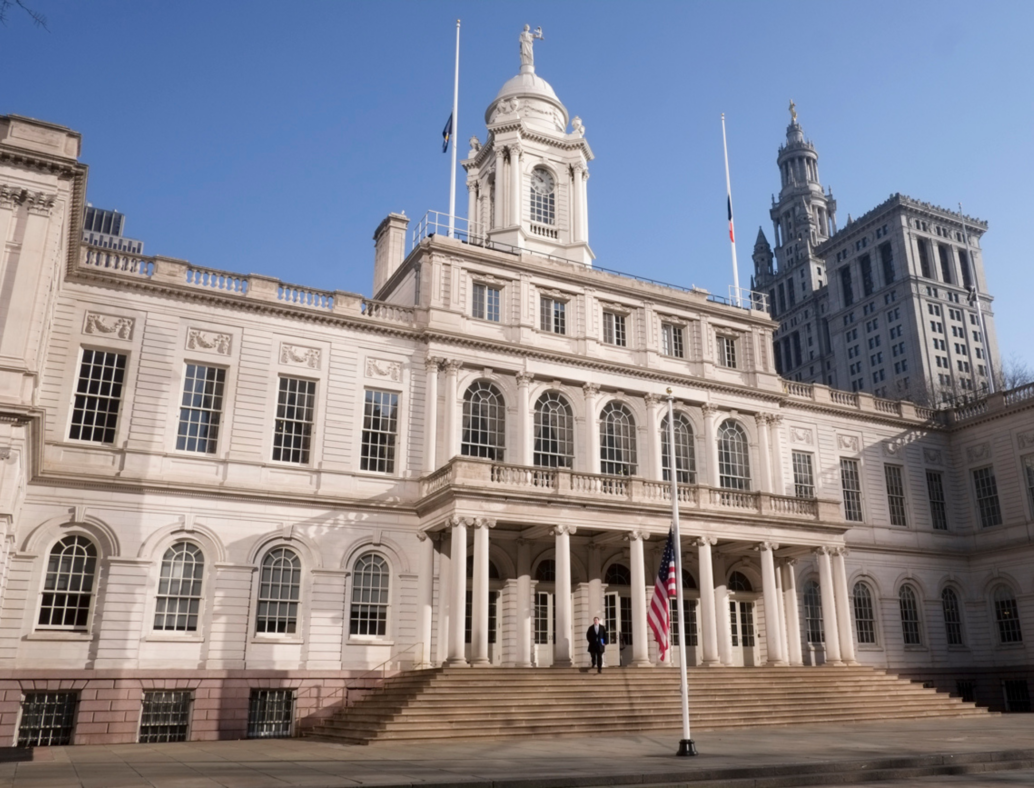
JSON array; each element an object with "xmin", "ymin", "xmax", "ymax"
[{"xmin": 648, "ymin": 528, "xmax": 679, "ymax": 661}]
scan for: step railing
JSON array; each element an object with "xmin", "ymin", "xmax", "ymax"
[{"xmin": 344, "ymin": 641, "xmax": 427, "ymax": 692}]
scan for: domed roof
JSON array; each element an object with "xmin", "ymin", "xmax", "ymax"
[
  {"xmin": 485, "ymin": 67, "xmax": 569, "ymax": 133},
  {"xmin": 493, "ymin": 70, "xmax": 560, "ymax": 105}
]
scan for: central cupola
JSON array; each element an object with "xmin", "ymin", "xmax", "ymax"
[{"xmin": 463, "ymin": 26, "xmax": 595, "ymax": 266}]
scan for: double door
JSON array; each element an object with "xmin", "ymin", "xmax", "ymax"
[
  {"xmin": 729, "ymin": 598, "xmax": 757, "ymax": 667},
  {"xmin": 604, "ymin": 592, "xmax": 633, "ymax": 666}
]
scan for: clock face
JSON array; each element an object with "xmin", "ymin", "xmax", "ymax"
[{"xmin": 531, "ymin": 169, "xmax": 555, "ymax": 195}]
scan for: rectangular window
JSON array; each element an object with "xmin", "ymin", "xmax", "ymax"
[
  {"xmin": 69, "ymin": 349, "xmax": 127, "ymax": 444},
  {"xmin": 176, "ymin": 364, "xmax": 226, "ymax": 454},
  {"xmin": 792, "ymin": 451, "xmax": 815, "ymax": 498},
  {"xmin": 661, "ymin": 323, "xmax": 684, "ymax": 358},
  {"xmin": 360, "ymin": 389, "xmax": 399, "ymax": 474},
  {"xmin": 958, "ymin": 250, "xmax": 973, "ymax": 289},
  {"xmin": 879, "ymin": 242, "xmax": 895, "ymax": 284},
  {"xmin": 539, "ymin": 297, "xmax": 566, "ymax": 335},
  {"xmin": 535, "ymin": 591, "xmax": 552, "ymax": 645},
  {"xmin": 716, "ymin": 335, "xmax": 737, "ymax": 368},
  {"xmin": 924, "ymin": 470, "xmax": 948, "ymax": 531},
  {"xmin": 669, "ymin": 599, "xmax": 698, "ymax": 647},
  {"xmin": 139, "ymin": 691, "xmax": 192, "ymax": 743},
  {"xmin": 884, "ymin": 465, "xmax": 908, "ymax": 526},
  {"xmin": 917, "ymin": 238, "xmax": 932, "ymax": 278},
  {"xmin": 17, "ymin": 692, "xmax": 77, "ymax": 747},
  {"xmin": 840, "ymin": 266, "xmax": 854, "ymax": 306},
  {"xmin": 603, "ymin": 311, "xmax": 627, "ymax": 347},
  {"xmin": 972, "ymin": 466, "xmax": 1003, "ymax": 528},
  {"xmin": 247, "ymin": 689, "xmax": 294, "ymax": 739},
  {"xmin": 1003, "ymin": 680, "xmax": 1031, "ymax": 713},
  {"xmin": 938, "ymin": 244, "xmax": 955, "ymax": 284},
  {"xmin": 472, "ymin": 283, "xmax": 501, "ymax": 322},
  {"xmin": 272, "ymin": 377, "xmax": 316, "ymax": 464},
  {"xmin": 840, "ymin": 458, "xmax": 863, "ymax": 522},
  {"xmin": 860, "ymin": 254, "xmax": 874, "ymax": 296}
]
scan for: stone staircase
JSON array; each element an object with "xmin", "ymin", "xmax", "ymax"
[{"xmin": 308, "ymin": 665, "xmax": 991, "ymax": 744}]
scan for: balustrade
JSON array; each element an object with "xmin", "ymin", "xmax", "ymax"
[
  {"xmin": 186, "ymin": 267, "xmax": 248, "ymax": 294},
  {"xmin": 361, "ymin": 298, "xmax": 415, "ymax": 324},
  {"xmin": 279, "ymin": 284, "xmax": 333, "ymax": 310}
]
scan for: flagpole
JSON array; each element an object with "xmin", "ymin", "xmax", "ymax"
[
  {"xmin": 667, "ymin": 388, "xmax": 697, "ymax": 757},
  {"xmin": 447, "ymin": 19, "xmax": 460, "ymax": 239},
  {"xmin": 959, "ymin": 202, "xmax": 995, "ymax": 394},
  {"xmin": 721, "ymin": 113, "xmax": 741, "ymax": 307}
]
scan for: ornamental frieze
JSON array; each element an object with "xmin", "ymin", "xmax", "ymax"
[
  {"xmin": 83, "ymin": 311, "xmax": 135, "ymax": 341},
  {"xmin": 280, "ymin": 342, "xmax": 321, "ymax": 370},
  {"xmin": 365, "ymin": 358, "xmax": 402, "ymax": 382},
  {"xmin": 186, "ymin": 328, "xmax": 232, "ymax": 356}
]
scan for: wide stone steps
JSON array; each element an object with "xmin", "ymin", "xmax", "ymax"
[{"xmin": 308, "ymin": 665, "xmax": 990, "ymax": 744}]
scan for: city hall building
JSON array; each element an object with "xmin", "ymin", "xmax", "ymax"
[{"xmin": 0, "ymin": 44, "xmax": 1032, "ymax": 746}]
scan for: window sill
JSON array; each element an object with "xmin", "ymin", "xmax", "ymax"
[
  {"xmin": 144, "ymin": 633, "xmax": 205, "ymax": 643},
  {"xmin": 251, "ymin": 636, "xmax": 304, "ymax": 645},
  {"xmin": 903, "ymin": 645, "xmax": 928, "ymax": 652},
  {"xmin": 856, "ymin": 644, "xmax": 884, "ymax": 652},
  {"xmin": 347, "ymin": 638, "xmax": 394, "ymax": 647},
  {"xmin": 995, "ymin": 642, "xmax": 1025, "ymax": 650},
  {"xmin": 25, "ymin": 631, "xmax": 92, "ymax": 641}
]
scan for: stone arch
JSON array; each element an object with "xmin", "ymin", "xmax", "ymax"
[
  {"xmin": 137, "ymin": 521, "xmax": 227, "ymax": 564},
  {"xmin": 22, "ymin": 514, "xmax": 120, "ymax": 559}
]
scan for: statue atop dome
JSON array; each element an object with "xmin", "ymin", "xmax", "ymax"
[
  {"xmin": 789, "ymin": 99, "xmax": 798, "ymax": 124},
  {"xmin": 519, "ymin": 25, "xmax": 544, "ymax": 71}
]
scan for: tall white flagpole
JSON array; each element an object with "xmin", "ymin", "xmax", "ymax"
[
  {"xmin": 721, "ymin": 114, "xmax": 741, "ymax": 307},
  {"xmin": 448, "ymin": 19, "xmax": 460, "ymax": 239},
  {"xmin": 960, "ymin": 202, "xmax": 995, "ymax": 394},
  {"xmin": 667, "ymin": 388, "xmax": 696, "ymax": 757}
]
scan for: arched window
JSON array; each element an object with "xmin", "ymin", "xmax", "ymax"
[
  {"xmin": 728, "ymin": 571, "xmax": 753, "ymax": 592},
  {"xmin": 852, "ymin": 582, "xmax": 877, "ymax": 644},
  {"xmin": 682, "ymin": 569, "xmax": 697, "ymax": 589},
  {"xmin": 941, "ymin": 587, "xmax": 964, "ymax": 646},
  {"xmin": 535, "ymin": 559, "xmax": 556, "ymax": 583},
  {"xmin": 350, "ymin": 554, "xmax": 390, "ymax": 637},
  {"xmin": 462, "ymin": 381, "xmax": 505, "ymax": 460},
  {"xmin": 534, "ymin": 391, "xmax": 574, "ymax": 468},
  {"xmin": 803, "ymin": 580, "xmax": 823, "ymax": 644},
  {"xmin": 466, "ymin": 556, "xmax": 501, "ymax": 580},
  {"xmin": 604, "ymin": 563, "xmax": 631, "ymax": 586},
  {"xmin": 717, "ymin": 420, "xmax": 751, "ymax": 490},
  {"xmin": 38, "ymin": 535, "xmax": 97, "ymax": 629},
  {"xmin": 529, "ymin": 167, "xmax": 556, "ymax": 225},
  {"xmin": 600, "ymin": 402, "xmax": 637, "ymax": 476},
  {"xmin": 661, "ymin": 413, "xmax": 696, "ymax": 484},
  {"xmin": 256, "ymin": 548, "xmax": 300, "ymax": 634},
  {"xmin": 899, "ymin": 584, "xmax": 922, "ymax": 645},
  {"xmin": 154, "ymin": 541, "xmax": 204, "ymax": 632},
  {"xmin": 993, "ymin": 586, "xmax": 1023, "ymax": 644}
]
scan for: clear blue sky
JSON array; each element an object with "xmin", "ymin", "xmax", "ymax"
[{"xmin": 6, "ymin": 1, "xmax": 1033, "ymax": 369}]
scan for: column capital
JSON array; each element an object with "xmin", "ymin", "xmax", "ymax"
[
  {"xmin": 643, "ymin": 393, "xmax": 663, "ymax": 407},
  {"xmin": 507, "ymin": 143, "xmax": 523, "ymax": 159},
  {"xmin": 582, "ymin": 382, "xmax": 601, "ymax": 397},
  {"xmin": 782, "ymin": 557, "xmax": 798, "ymax": 568},
  {"xmin": 691, "ymin": 536, "xmax": 717, "ymax": 547},
  {"xmin": 551, "ymin": 524, "xmax": 577, "ymax": 536},
  {"xmin": 812, "ymin": 546, "xmax": 831, "ymax": 556},
  {"xmin": 472, "ymin": 518, "xmax": 496, "ymax": 530},
  {"xmin": 426, "ymin": 356, "xmax": 444, "ymax": 371},
  {"xmin": 416, "ymin": 531, "xmax": 431, "ymax": 542},
  {"xmin": 830, "ymin": 546, "xmax": 849, "ymax": 557},
  {"xmin": 754, "ymin": 412, "xmax": 771, "ymax": 427},
  {"xmin": 701, "ymin": 403, "xmax": 720, "ymax": 417},
  {"xmin": 515, "ymin": 371, "xmax": 534, "ymax": 387},
  {"xmin": 624, "ymin": 529, "xmax": 649, "ymax": 542},
  {"xmin": 443, "ymin": 359, "xmax": 464, "ymax": 374},
  {"xmin": 466, "ymin": 179, "xmax": 477, "ymax": 194},
  {"xmin": 754, "ymin": 541, "xmax": 780, "ymax": 552},
  {"xmin": 768, "ymin": 414, "xmax": 784, "ymax": 427},
  {"xmin": 447, "ymin": 516, "xmax": 472, "ymax": 530}
]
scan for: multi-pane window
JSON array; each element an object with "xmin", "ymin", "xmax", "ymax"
[
  {"xmin": 176, "ymin": 364, "xmax": 226, "ymax": 454},
  {"xmin": 803, "ymin": 580, "xmax": 823, "ymax": 644},
  {"xmin": 993, "ymin": 586, "xmax": 1023, "ymax": 644},
  {"xmin": 272, "ymin": 377, "xmax": 316, "ymax": 464},
  {"xmin": 717, "ymin": 420, "xmax": 750, "ymax": 490},
  {"xmin": 472, "ymin": 283, "xmax": 501, "ymax": 322},
  {"xmin": 729, "ymin": 601, "xmax": 755, "ymax": 648},
  {"xmin": 1023, "ymin": 454, "xmax": 1034, "ymax": 518},
  {"xmin": 69, "ymin": 349, "xmax": 127, "ymax": 443},
  {"xmin": 840, "ymin": 458, "xmax": 863, "ymax": 522},
  {"xmin": 661, "ymin": 413, "xmax": 696, "ymax": 484},
  {"xmin": 350, "ymin": 553, "xmax": 390, "ymax": 637},
  {"xmin": 461, "ymin": 381, "xmax": 506, "ymax": 460},
  {"xmin": 1003, "ymin": 680, "xmax": 1031, "ymax": 713},
  {"xmin": 669, "ymin": 599, "xmax": 698, "ymax": 647},
  {"xmin": 247, "ymin": 689, "xmax": 294, "ymax": 739},
  {"xmin": 661, "ymin": 323, "xmax": 684, "ymax": 358},
  {"xmin": 884, "ymin": 465, "xmax": 908, "ymax": 526},
  {"xmin": 852, "ymin": 582, "xmax": 877, "ymax": 645},
  {"xmin": 899, "ymin": 585, "xmax": 922, "ymax": 646},
  {"xmin": 539, "ymin": 297, "xmax": 566, "ymax": 334},
  {"xmin": 154, "ymin": 542, "xmax": 204, "ymax": 632},
  {"xmin": 533, "ymin": 391, "xmax": 574, "ymax": 468},
  {"xmin": 792, "ymin": 451, "xmax": 815, "ymax": 498},
  {"xmin": 972, "ymin": 466, "xmax": 1003, "ymax": 528},
  {"xmin": 360, "ymin": 389, "xmax": 399, "ymax": 474},
  {"xmin": 716, "ymin": 335, "xmax": 737, "ymax": 368},
  {"xmin": 138, "ymin": 691, "xmax": 192, "ymax": 743},
  {"xmin": 941, "ymin": 587, "xmax": 964, "ymax": 646},
  {"xmin": 529, "ymin": 167, "xmax": 556, "ymax": 225},
  {"xmin": 599, "ymin": 402, "xmax": 637, "ymax": 476},
  {"xmin": 603, "ymin": 311, "xmax": 627, "ymax": 347},
  {"xmin": 17, "ymin": 692, "xmax": 77, "ymax": 747},
  {"xmin": 38, "ymin": 535, "xmax": 97, "ymax": 629},
  {"xmin": 256, "ymin": 548, "xmax": 300, "ymax": 634},
  {"xmin": 926, "ymin": 471, "xmax": 948, "ymax": 530}
]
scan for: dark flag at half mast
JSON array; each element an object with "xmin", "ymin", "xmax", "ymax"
[
  {"xmin": 648, "ymin": 528, "xmax": 679, "ymax": 661},
  {"xmin": 727, "ymin": 195, "xmax": 735, "ymax": 243},
  {"xmin": 442, "ymin": 113, "xmax": 453, "ymax": 153}
]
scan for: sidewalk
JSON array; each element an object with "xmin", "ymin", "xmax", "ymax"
[{"xmin": 1, "ymin": 715, "xmax": 1033, "ymax": 788}]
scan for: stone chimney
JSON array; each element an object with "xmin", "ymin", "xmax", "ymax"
[{"xmin": 372, "ymin": 212, "xmax": 410, "ymax": 297}]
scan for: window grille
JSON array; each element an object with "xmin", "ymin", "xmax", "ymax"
[
  {"xmin": 18, "ymin": 692, "xmax": 77, "ymax": 747},
  {"xmin": 661, "ymin": 413, "xmax": 696, "ymax": 484},
  {"xmin": 247, "ymin": 689, "xmax": 294, "ymax": 738},
  {"xmin": 604, "ymin": 563, "xmax": 631, "ymax": 585},
  {"xmin": 603, "ymin": 311, "xmax": 627, "ymax": 347},
  {"xmin": 38, "ymin": 535, "xmax": 97, "ymax": 629},
  {"xmin": 669, "ymin": 599, "xmax": 698, "ymax": 647},
  {"xmin": 534, "ymin": 591, "xmax": 552, "ymax": 645},
  {"xmin": 139, "ymin": 691, "xmax": 192, "ymax": 743},
  {"xmin": 154, "ymin": 541, "xmax": 204, "ymax": 631},
  {"xmin": 717, "ymin": 420, "xmax": 750, "ymax": 490},
  {"xmin": 803, "ymin": 580, "xmax": 824, "ymax": 644},
  {"xmin": 956, "ymin": 680, "xmax": 975, "ymax": 703},
  {"xmin": 350, "ymin": 553, "xmax": 390, "ymax": 637},
  {"xmin": 972, "ymin": 467, "xmax": 1003, "ymax": 528},
  {"xmin": 256, "ymin": 548, "xmax": 300, "ymax": 634},
  {"xmin": 529, "ymin": 167, "xmax": 555, "ymax": 225},
  {"xmin": 533, "ymin": 391, "xmax": 574, "ymax": 468},
  {"xmin": 464, "ymin": 588, "xmax": 499, "ymax": 645},
  {"xmin": 994, "ymin": 586, "xmax": 1023, "ymax": 644},
  {"xmin": 1023, "ymin": 454, "xmax": 1034, "ymax": 519},
  {"xmin": 728, "ymin": 571, "xmax": 753, "ymax": 592},
  {"xmin": 792, "ymin": 451, "xmax": 815, "ymax": 498},
  {"xmin": 730, "ymin": 601, "xmax": 755, "ymax": 647},
  {"xmin": 926, "ymin": 471, "xmax": 948, "ymax": 530},
  {"xmin": 1003, "ymin": 680, "xmax": 1031, "ymax": 713},
  {"xmin": 272, "ymin": 377, "xmax": 316, "ymax": 464},
  {"xmin": 599, "ymin": 402, "xmax": 637, "ymax": 476},
  {"xmin": 661, "ymin": 323, "xmax": 684, "ymax": 358},
  {"xmin": 472, "ymin": 283, "xmax": 500, "ymax": 322},
  {"xmin": 942, "ymin": 587, "xmax": 964, "ymax": 646},
  {"xmin": 899, "ymin": 585, "xmax": 922, "ymax": 646},
  {"xmin": 884, "ymin": 465, "xmax": 908, "ymax": 526},
  {"xmin": 840, "ymin": 458, "xmax": 863, "ymax": 522},
  {"xmin": 69, "ymin": 349, "xmax": 127, "ymax": 443},
  {"xmin": 539, "ymin": 297, "xmax": 566, "ymax": 334},
  {"xmin": 360, "ymin": 389, "xmax": 399, "ymax": 474},
  {"xmin": 852, "ymin": 582, "xmax": 877, "ymax": 644},
  {"xmin": 176, "ymin": 364, "xmax": 225, "ymax": 454},
  {"xmin": 461, "ymin": 381, "xmax": 505, "ymax": 460},
  {"xmin": 535, "ymin": 560, "xmax": 555, "ymax": 582},
  {"xmin": 716, "ymin": 335, "xmax": 737, "ymax": 368}
]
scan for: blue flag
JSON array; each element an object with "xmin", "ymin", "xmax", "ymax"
[{"xmin": 442, "ymin": 113, "xmax": 453, "ymax": 153}]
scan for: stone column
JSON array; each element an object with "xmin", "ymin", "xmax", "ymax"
[
  {"xmin": 579, "ymin": 166, "xmax": 590, "ymax": 243},
  {"xmin": 782, "ymin": 559, "xmax": 803, "ymax": 666},
  {"xmin": 569, "ymin": 162, "xmax": 582, "ymax": 244},
  {"xmin": 447, "ymin": 518, "xmax": 469, "ymax": 666},
  {"xmin": 470, "ymin": 519, "xmax": 495, "ymax": 666},
  {"xmin": 768, "ymin": 415, "xmax": 785, "ymax": 495},
  {"xmin": 515, "ymin": 538, "xmax": 532, "ymax": 667},
  {"xmin": 424, "ymin": 357, "xmax": 441, "ymax": 473},
  {"xmin": 493, "ymin": 148, "xmax": 506, "ymax": 230},
  {"xmin": 516, "ymin": 372, "xmax": 533, "ymax": 466},
  {"xmin": 436, "ymin": 538, "xmax": 451, "ymax": 665},
  {"xmin": 757, "ymin": 542, "xmax": 785, "ymax": 665},
  {"xmin": 582, "ymin": 383, "xmax": 600, "ymax": 474},
  {"xmin": 713, "ymin": 553, "xmax": 733, "ymax": 665},
  {"xmin": 509, "ymin": 144, "xmax": 523, "ymax": 228},
  {"xmin": 443, "ymin": 360, "xmax": 462, "ymax": 460},
  {"xmin": 466, "ymin": 179, "xmax": 478, "ymax": 236},
  {"xmin": 417, "ymin": 532, "xmax": 435, "ymax": 667},
  {"xmin": 552, "ymin": 525, "xmax": 575, "ymax": 667},
  {"xmin": 627, "ymin": 531, "xmax": 651, "ymax": 667},
  {"xmin": 644, "ymin": 393, "xmax": 662, "ymax": 480},
  {"xmin": 755, "ymin": 414, "xmax": 772, "ymax": 493},
  {"xmin": 701, "ymin": 404, "xmax": 720, "ymax": 487},
  {"xmin": 815, "ymin": 548, "xmax": 842, "ymax": 666},
  {"xmin": 694, "ymin": 537, "xmax": 720, "ymax": 666},
  {"xmin": 831, "ymin": 548, "xmax": 857, "ymax": 665}
]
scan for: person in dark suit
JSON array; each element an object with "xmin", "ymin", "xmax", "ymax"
[{"xmin": 586, "ymin": 616, "xmax": 607, "ymax": 673}]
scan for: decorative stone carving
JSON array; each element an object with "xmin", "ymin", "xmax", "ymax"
[
  {"xmin": 24, "ymin": 191, "xmax": 56, "ymax": 216},
  {"xmin": 571, "ymin": 116, "xmax": 585, "ymax": 137},
  {"xmin": 1017, "ymin": 430, "xmax": 1034, "ymax": 450},
  {"xmin": 882, "ymin": 440, "xmax": 902, "ymax": 456},
  {"xmin": 280, "ymin": 343, "xmax": 321, "ymax": 370},
  {"xmin": 0, "ymin": 447, "xmax": 11, "ymax": 461},
  {"xmin": 83, "ymin": 312, "xmax": 134, "ymax": 341},
  {"xmin": 966, "ymin": 443, "xmax": 991, "ymax": 463},
  {"xmin": 365, "ymin": 358, "xmax": 402, "ymax": 382},
  {"xmin": 186, "ymin": 328, "xmax": 232, "ymax": 356},
  {"xmin": 582, "ymin": 382, "xmax": 600, "ymax": 397},
  {"xmin": 837, "ymin": 434, "xmax": 860, "ymax": 452},
  {"xmin": 754, "ymin": 541, "xmax": 780, "ymax": 552},
  {"xmin": 468, "ymin": 135, "xmax": 481, "ymax": 153},
  {"xmin": 923, "ymin": 448, "xmax": 943, "ymax": 465},
  {"xmin": 515, "ymin": 372, "xmax": 533, "ymax": 387},
  {"xmin": 551, "ymin": 524, "xmax": 577, "ymax": 536},
  {"xmin": 0, "ymin": 184, "xmax": 18, "ymax": 208}
]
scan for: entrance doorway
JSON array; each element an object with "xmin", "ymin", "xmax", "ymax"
[
  {"xmin": 604, "ymin": 563, "xmax": 633, "ymax": 667},
  {"xmin": 728, "ymin": 571, "xmax": 758, "ymax": 667}
]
